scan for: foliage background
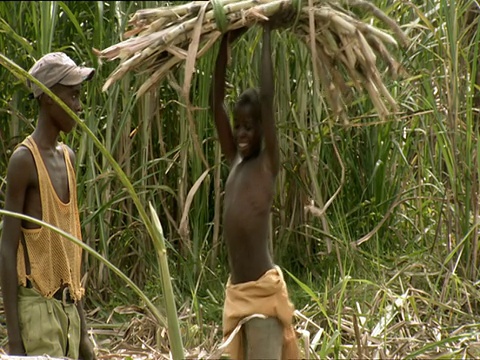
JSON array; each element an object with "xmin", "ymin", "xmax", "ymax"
[{"xmin": 1, "ymin": 0, "xmax": 480, "ymax": 357}]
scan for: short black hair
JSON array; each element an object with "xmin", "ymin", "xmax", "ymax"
[{"xmin": 235, "ymin": 88, "xmax": 261, "ymax": 120}]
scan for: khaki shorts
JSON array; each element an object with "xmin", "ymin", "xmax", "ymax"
[{"xmin": 18, "ymin": 286, "xmax": 80, "ymax": 358}]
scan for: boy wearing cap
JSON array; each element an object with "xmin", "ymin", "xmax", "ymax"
[{"xmin": 0, "ymin": 52, "xmax": 96, "ymax": 359}]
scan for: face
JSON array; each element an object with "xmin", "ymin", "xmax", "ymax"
[
  {"xmin": 45, "ymin": 83, "xmax": 83, "ymax": 133},
  {"xmin": 233, "ymin": 104, "xmax": 262, "ymax": 159}
]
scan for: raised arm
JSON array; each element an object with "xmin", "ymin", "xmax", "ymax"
[
  {"xmin": 260, "ymin": 24, "xmax": 279, "ymax": 175},
  {"xmin": 0, "ymin": 148, "xmax": 32, "ymax": 355},
  {"xmin": 211, "ymin": 34, "xmax": 237, "ymax": 165}
]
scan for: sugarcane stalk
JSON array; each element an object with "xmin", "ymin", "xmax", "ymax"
[
  {"xmin": 133, "ymin": 16, "xmax": 176, "ymax": 38},
  {"xmin": 245, "ymin": 0, "xmax": 291, "ymax": 17},
  {"xmin": 366, "ymin": 34, "xmax": 400, "ymax": 77},
  {"xmin": 138, "ymin": 31, "xmax": 221, "ymax": 97},
  {"xmin": 319, "ymin": 28, "xmax": 342, "ymax": 55},
  {"xmin": 148, "ymin": 202, "xmax": 184, "ymax": 359},
  {"xmin": 356, "ymin": 21, "xmax": 399, "ymax": 47},
  {"xmin": 137, "ymin": 56, "xmax": 183, "ymax": 97},
  {"xmin": 96, "ymin": 0, "xmax": 408, "ymax": 119},
  {"xmin": 315, "ymin": 50, "xmax": 343, "ymax": 116},
  {"xmin": 357, "ymin": 30, "xmax": 377, "ymax": 65},
  {"xmin": 362, "ymin": 77, "xmax": 388, "ymax": 118},
  {"xmin": 129, "ymin": 1, "xmax": 212, "ymax": 23},
  {"xmin": 369, "ymin": 68, "xmax": 398, "ymax": 109},
  {"xmin": 345, "ymin": 0, "xmax": 410, "ymax": 47},
  {"xmin": 152, "ymin": 0, "xmax": 275, "ymax": 48},
  {"xmin": 337, "ymin": 33, "xmax": 358, "ymax": 69},
  {"xmin": 166, "ymin": 44, "xmax": 188, "ymax": 60},
  {"xmin": 329, "ymin": 11, "xmax": 357, "ymax": 35}
]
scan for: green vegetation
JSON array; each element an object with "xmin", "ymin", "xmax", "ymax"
[{"xmin": 1, "ymin": 1, "xmax": 480, "ymax": 358}]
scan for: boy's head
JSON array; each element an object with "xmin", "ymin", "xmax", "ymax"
[
  {"xmin": 27, "ymin": 52, "xmax": 95, "ymax": 133},
  {"xmin": 27, "ymin": 52, "xmax": 95, "ymax": 99},
  {"xmin": 233, "ymin": 88, "xmax": 262, "ymax": 159}
]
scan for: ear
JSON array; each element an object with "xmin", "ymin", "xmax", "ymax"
[
  {"xmin": 41, "ymin": 93, "xmax": 54, "ymax": 105},
  {"xmin": 37, "ymin": 94, "xmax": 51, "ymax": 108}
]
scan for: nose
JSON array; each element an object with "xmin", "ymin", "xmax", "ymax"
[{"xmin": 237, "ymin": 128, "xmax": 247, "ymax": 139}]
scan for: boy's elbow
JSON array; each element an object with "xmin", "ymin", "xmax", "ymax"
[{"xmin": 0, "ymin": 238, "xmax": 18, "ymax": 268}]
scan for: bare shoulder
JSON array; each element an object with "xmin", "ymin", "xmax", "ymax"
[
  {"xmin": 63, "ymin": 144, "xmax": 76, "ymax": 167},
  {"xmin": 5, "ymin": 145, "xmax": 36, "ymax": 193},
  {"xmin": 7, "ymin": 145, "xmax": 35, "ymax": 176}
]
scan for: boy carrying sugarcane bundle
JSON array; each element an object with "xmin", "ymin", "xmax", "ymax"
[
  {"xmin": 211, "ymin": 18, "xmax": 300, "ymax": 359},
  {"xmin": 93, "ymin": 1, "xmax": 409, "ymax": 357}
]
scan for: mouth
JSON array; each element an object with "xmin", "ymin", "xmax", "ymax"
[{"xmin": 238, "ymin": 143, "xmax": 248, "ymax": 151}]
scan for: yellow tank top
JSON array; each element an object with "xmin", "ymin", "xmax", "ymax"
[{"xmin": 16, "ymin": 135, "xmax": 84, "ymax": 302}]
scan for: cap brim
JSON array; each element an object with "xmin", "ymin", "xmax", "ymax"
[{"xmin": 59, "ymin": 67, "xmax": 95, "ymax": 86}]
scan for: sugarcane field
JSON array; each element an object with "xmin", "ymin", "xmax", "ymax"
[{"xmin": 2, "ymin": 0, "xmax": 480, "ymax": 359}]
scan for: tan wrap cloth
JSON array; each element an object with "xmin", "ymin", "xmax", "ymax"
[{"xmin": 223, "ymin": 266, "xmax": 300, "ymax": 359}]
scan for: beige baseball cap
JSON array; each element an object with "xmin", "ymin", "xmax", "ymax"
[{"xmin": 27, "ymin": 52, "xmax": 95, "ymax": 98}]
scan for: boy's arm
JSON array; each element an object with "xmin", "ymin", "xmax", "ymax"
[
  {"xmin": 211, "ymin": 34, "xmax": 236, "ymax": 165},
  {"xmin": 0, "ymin": 148, "xmax": 33, "ymax": 355},
  {"xmin": 77, "ymin": 300, "xmax": 96, "ymax": 359},
  {"xmin": 260, "ymin": 24, "xmax": 279, "ymax": 175},
  {"xmin": 68, "ymin": 146, "xmax": 96, "ymax": 360}
]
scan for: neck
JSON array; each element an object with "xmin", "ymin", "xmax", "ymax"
[
  {"xmin": 243, "ymin": 148, "xmax": 261, "ymax": 161},
  {"xmin": 31, "ymin": 109, "xmax": 60, "ymax": 149}
]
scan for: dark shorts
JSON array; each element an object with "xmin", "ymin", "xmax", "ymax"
[{"xmin": 18, "ymin": 286, "xmax": 80, "ymax": 358}]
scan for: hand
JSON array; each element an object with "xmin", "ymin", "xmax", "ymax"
[
  {"xmin": 79, "ymin": 333, "xmax": 96, "ymax": 360},
  {"xmin": 264, "ymin": 17, "xmax": 282, "ymax": 31},
  {"xmin": 220, "ymin": 27, "xmax": 247, "ymax": 50},
  {"xmin": 228, "ymin": 26, "xmax": 248, "ymax": 44},
  {"xmin": 265, "ymin": 6, "xmax": 297, "ymax": 30}
]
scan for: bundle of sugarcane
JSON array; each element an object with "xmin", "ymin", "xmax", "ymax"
[{"xmin": 94, "ymin": 0, "xmax": 409, "ymax": 120}]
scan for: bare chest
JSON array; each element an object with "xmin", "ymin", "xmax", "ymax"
[
  {"xmin": 22, "ymin": 145, "xmax": 70, "ymax": 229},
  {"xmin": 27, "ymin": 148, "xmax": 70, "ymax": 205},
  {"xmin": 43, "ymin": 152, "xmax": 70, "ymax": 203},
  {"xmin": 224, "ymin": 157, "xmax": 275, "ymax": 215}
]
